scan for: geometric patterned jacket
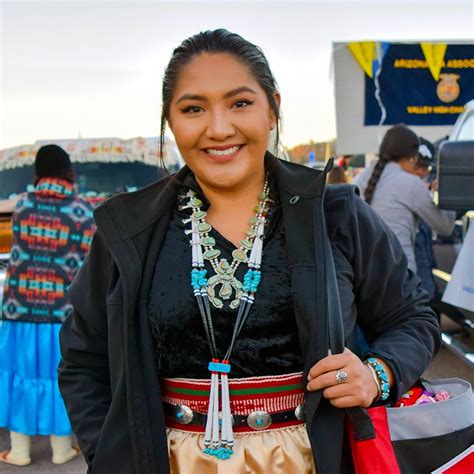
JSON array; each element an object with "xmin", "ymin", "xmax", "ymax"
[{"xmin": 1, "ymin": 178, "xmax": 96, "ymax": 323}]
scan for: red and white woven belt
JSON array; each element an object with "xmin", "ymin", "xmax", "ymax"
[{"xmin": 161, "ymin": 372, "xmax": 306, "ymax": 433}]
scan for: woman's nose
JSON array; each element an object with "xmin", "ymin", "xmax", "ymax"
[{"xmin": 205, "ymin": 111, "xmax": 235, "ymax": 140}]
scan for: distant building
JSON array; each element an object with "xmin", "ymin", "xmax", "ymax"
[{"xmin": 286, "ymin": 140, "xmax": 335, "ymax": 164}]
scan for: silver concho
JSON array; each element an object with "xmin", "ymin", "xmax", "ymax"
[
  {"xmin": 294, "ymin": 404, "xmax": 306, "ymax": 421},
  {"xmin": 174, "ymin": 404, "xmax": 194, "ymax": 425},
  {"xmin": 247, "ymin": 410, "xmax": 272, "ymax": 430}
]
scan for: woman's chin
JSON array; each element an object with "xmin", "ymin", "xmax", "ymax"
[
  {"xmin": 201, "ymin": 172, "xmax": 244, "ymax": 190},
  {"xmin": 196, "ymin": 166, "xmax": 256, "ymax": 191}
]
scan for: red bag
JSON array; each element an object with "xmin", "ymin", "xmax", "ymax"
[
  {"xmin": 347, "ymin": 406, "xmax": 401, "ymax": 474},
  {"xmin": 346, "ymin": 379, "xmax": 474, "ymax": 474}
]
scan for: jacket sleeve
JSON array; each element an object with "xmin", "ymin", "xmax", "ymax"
[
  {"xmin": 347, "ymin": 190, "xmax": 441, "ymax": 401},
  {"xmin": 58, "ymin": 229, "xmax": 115, "ymax": 467},
  {"xmin": 408, "ymin": 179, "xmax": 456, "ymax": 236}
]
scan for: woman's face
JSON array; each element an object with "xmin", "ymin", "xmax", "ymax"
[{"xmin": 168, "ymin": 53, "xmax": 279, "ymax": 190}]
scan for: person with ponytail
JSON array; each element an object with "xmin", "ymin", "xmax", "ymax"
[{"xmin": 353, "ymin": 125, "xmax": 455, "ymax": 272}]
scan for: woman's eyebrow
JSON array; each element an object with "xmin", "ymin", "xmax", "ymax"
[
  {"xmin": 176, "ymin": 86, "xmax": 257, "ymax": 104},
  {"xmin": 176, "ymin": 93, "xmax": 206, "ymax": 104},
  {"xmin": 223, "ymin": 86, "xmax": 257, "ymax": 99}
]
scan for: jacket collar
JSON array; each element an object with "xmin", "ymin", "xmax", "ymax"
[
  {"xmin": 269, "ymin": 154, "xmax": 327, "ymax": 198},
  {"xmin": 96, "ymin": 153, "xmax": 328, "ymax": 240}
]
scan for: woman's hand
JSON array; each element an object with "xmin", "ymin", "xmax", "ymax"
[{"xmin": 306, "ymin": 348, "xmax": 380, "ymax": 408}]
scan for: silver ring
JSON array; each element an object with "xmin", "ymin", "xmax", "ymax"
[{"xmin": 335, "ymin": 369, "xmax": 348, "ymax": 384}]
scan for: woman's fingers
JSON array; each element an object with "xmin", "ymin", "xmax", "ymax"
[
  {"xmin": 322, "ymin": 383, "xmax": 354, "ymax": 400},
  {"xmin": 306, "ymin": 349, "xmax": 379, "ymax": 407},
  {"xmin": 307, "ymin": 348, "xmax": 353, "ymax": 380},
  {"xmin": 328, "ymin": 396, "xmax": 362, "ymax": 409},
  {"xmin": 306, "ymin": 353, "xmax": 378, "ymax": 408},
  {"xmin": 306, "ymin": 369, "xmax": 349, "ymax": 392}
]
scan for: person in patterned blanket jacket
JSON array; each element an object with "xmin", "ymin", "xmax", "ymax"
[{"xmin": 0, "ymin": 144, "xmax": 96, "ymax": 467}]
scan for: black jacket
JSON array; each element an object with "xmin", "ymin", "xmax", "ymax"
[{"xmin": 58, "ymin": 156, "xmax": 440, "ymax": 474}]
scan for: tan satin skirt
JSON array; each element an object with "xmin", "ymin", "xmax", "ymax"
[{"xmin": 167, "ymin": 424, "xmax": 316, "ymax": 474}]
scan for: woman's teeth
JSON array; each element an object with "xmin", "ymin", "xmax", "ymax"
[{"xmin": 206, "ymin": 146, "xmax": 241, "ymax": 156}]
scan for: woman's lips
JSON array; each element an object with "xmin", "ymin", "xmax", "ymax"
[{"xmin": 202, "ymin": 145, "xmax": 244, "ymax": 163}]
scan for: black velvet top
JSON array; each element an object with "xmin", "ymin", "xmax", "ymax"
[{"xmin": 148, "ymin": 176, "xmax": 303, "ymax": 378}]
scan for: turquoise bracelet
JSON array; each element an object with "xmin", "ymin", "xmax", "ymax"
[{"xmin": 365, "ymin": 357, "xmax": 390, "ymax": 401}]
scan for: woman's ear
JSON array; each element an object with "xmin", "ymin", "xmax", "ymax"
[{"xmin": 270, "ymin": 92, "xmax": 281, "ymax": 130}]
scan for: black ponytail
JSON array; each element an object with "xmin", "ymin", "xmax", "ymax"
[{"xmin": 364, "ymin": 154, "xmax": 390, "ymax": 205}]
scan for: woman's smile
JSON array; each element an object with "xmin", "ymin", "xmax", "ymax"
[{"xmin": 201, "ymin": 144, "xmax": 245, "ymax": 163}]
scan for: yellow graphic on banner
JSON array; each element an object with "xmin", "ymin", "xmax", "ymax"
[
  {"xmin": 394, "ymin": 58, "xmax": 474, "ymax": 69},
  {"xmin": 348, "ymin": 42, "xmax": 376, "ymax": 78},
  {"xmin": 437, "ymin": 74, "xmax": 461, "ymax": 103},
  {"xmin": 420, "ymin": 43, "xmax": 447, "ymax": 81}
]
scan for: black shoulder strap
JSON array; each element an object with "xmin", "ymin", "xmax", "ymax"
[
  {"xmin": 321, "ymin": 159, "xmax": 345, "ymax": 354},
  {"xmin": 322, "ymin": 161, "xmax": 375, "ymax": 441}
]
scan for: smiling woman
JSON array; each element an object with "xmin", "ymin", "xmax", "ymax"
[
  {"xmin": 167, "ymin": 52, "xmax": 280, "ymax": 245},
  {"xmin": 58, "ymin": 29, "xmax": 440, "ymax": 474},
  {"xmin": 169, "ymin": 54, "xmax": 275, "ymax": 190}
]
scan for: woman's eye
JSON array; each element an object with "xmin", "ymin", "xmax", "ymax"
[
  {"xmin": 182, "ymin": 106, "xmax": 203, "ymax": 114},
  {"xmin": 233, "ymin": 100, "xmax": 254, "ymax": 109}
]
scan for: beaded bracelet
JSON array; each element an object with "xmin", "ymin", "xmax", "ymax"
[
  {"xmin": 364, "ymin": 357, "xmax": 390, "ymax": 401},
  {"xmin": 364, "ymin": 361, "xmax": 382, "ymax": 401}
]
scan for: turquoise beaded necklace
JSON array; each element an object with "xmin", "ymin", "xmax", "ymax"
[
  {"xmin": 179, "ymin": 176, "xmax": 271, "ymax": 460},
  {"xmin": 181, "ymin": 177, "xmax": 270, "ymax": 309}
]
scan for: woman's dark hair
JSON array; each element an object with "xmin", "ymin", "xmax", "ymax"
[
  {"xmin": 364, "ymin": 124, "xmax": 419, "ymax": 204},
  {"xmin": 159, "ymin": 29, "xmax": 281, "ymax": 165},
  {"xmin": 33, "ymin": 144, "xmax": 75, "ymax": 186}
]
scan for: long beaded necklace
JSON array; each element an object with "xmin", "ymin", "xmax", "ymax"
[{"xmin": 179, "ymin": 176, "xmax": 271, "ymax": 460}]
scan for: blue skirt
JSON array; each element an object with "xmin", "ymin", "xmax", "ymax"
[{"xmin": 0, "ymin": 320, "xmax": 72, "ymax": 436}]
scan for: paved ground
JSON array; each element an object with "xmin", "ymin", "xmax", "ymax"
[
  {"xmin": 424, "ymin": 339, "xmax": 474, "ymax": 385},
  {"xmin": 1, "ymin": 318, "xmax": 472, "ymax": 473}
]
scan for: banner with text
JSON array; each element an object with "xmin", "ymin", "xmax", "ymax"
[{"xmin": 364, "ymin": 43, "xmax": 474, "ymax": 126}]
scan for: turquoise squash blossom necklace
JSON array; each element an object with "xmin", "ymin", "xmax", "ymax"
[{"xmin": 179, "ymin": 176, "xmax": 271, "ymax": 460}]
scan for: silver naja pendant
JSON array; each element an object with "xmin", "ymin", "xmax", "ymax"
[{"xmin": 206, "ymin": 259, "xmax": 243, "ymax": 309}]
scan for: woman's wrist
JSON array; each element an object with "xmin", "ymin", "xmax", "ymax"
[
  {"xmin": 364, "ymin": 357, "xmax": 391, "ymax": 402},
  {"xmin": 364, "ymin": 361, "xmax": 382, "ymax": 402}
]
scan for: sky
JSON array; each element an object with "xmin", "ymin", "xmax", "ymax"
[{"xmin": 0, "ymin": 0, "xmax": 473, "ymax": 150}]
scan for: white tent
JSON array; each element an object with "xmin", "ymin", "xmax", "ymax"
[{"xmin": 0, "ymin": 136, "xmax": 183, "ymax": 172}]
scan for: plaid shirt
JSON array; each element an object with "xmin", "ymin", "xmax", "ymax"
[{"xmin": 2, "ymin": 178, "xmax": 96, "ymax": 323}]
